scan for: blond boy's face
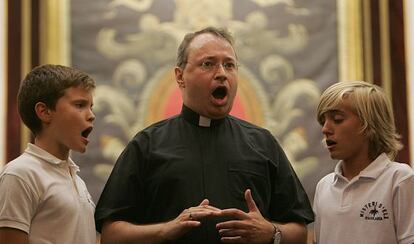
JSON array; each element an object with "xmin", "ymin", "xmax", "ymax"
[
  {"xmin": 320, "ymin": 98, "xmax": 370, "ymax": 164},
  {"xmin": 47, "ymin": 86, "xmax": 95, "ymax": 156}
]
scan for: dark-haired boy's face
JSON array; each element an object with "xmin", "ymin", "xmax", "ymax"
[
  {"xmin": 46, "ymin": 86, "xmax": 95, "ymax": 158},
  {"xmin": 320, "ymin": 98, "xmax": 369, "ymax": 165}
]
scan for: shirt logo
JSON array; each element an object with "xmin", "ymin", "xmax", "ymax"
[{"xmin": 360, "ymin": 201, "xmax": 389, "ymax": 221}]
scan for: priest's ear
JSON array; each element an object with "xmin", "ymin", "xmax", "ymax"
[
  {"xmin": 34, "ymin": 102, "xmax": 53, "ymax": 123},
  {"xmin": 175, "ymin": 67, "xmax": 185, "ymax": 88}
]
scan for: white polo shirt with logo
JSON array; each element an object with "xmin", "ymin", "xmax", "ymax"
[
  {"xmin": 0, "ymin": 143, "xmax": 96, "ymax": 244},
  {"xmin": 313, "ymin": 153, "xmax": 414, "ymax": 244}
]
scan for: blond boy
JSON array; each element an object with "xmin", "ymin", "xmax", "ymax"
[{"xmin": 314, "ymin": 81, "xmax": 414, "ymax": 244}]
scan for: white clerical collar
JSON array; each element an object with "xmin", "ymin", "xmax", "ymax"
[
  {"xmin": 199, "ymin": 115, "xmax": 211, "ymax": 127},
  {"xmin": 181, "ymin": 105, "xmax": 225, "ymax": 127}
]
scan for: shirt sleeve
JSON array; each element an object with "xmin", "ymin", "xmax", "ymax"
[
  {"xmin": 94, "ymin": 138, "xmax": 145, "ymax": 233},
  {"xmin": 268, "ymin": 137, "xmax": 315, "ymax": 224},
  {"xmin": 0, "ymin": 174, "xmax": 39, "ymax": 233},
  {"xmin": 394, "ymin": 174, "xmax": 414, "ymax": 244}
]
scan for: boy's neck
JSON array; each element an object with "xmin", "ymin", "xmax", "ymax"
[
  {"xmin": 34, "ymin": 136, "xmax": 70, "ymax": 160},
  {"xmin": 341, "ymin": 154, "xmax": 373, "ymax": 180}
]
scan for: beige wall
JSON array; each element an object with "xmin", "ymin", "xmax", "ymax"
[
  {"xmin": 0, "ymin": 0, "xmax": 6, "ymax": 166},
  {"xmin": 405, "ymin": 0, "xmax": 414, "ymax": 166}
]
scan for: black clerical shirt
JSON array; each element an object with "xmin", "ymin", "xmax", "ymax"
[{"xmin": 95, "ymin": 105, "xmax": 314, "ymax": 243}]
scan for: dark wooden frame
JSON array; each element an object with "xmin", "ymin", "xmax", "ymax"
[
  {"xmin": 6, "ymin": 0, "xmax": 39, "ymax": 162},
  {"xmin": 368, "ymin": 0, "xmax": 410, "ymax": 163}
]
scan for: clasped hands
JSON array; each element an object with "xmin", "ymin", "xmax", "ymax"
[{"xmin": 162, "ymin": 189, "xmax": 275, "ymax": 244}]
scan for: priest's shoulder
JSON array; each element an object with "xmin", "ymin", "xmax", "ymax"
[{"xmin": 227, "ymin": 115, "xmax": 271, "ymax": 135}]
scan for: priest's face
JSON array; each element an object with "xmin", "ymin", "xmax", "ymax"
[{"xmin": 175, "ymin": 33, "xmax": 238, "ymax": 119}]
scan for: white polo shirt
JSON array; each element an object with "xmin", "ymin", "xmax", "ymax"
[
  {"xmin": 0, "ymin": 143, "xmax": 96, "ymax": 244},
  {"xmin": 313, "ymin": 153, "xmax": 414, "ymax": 244}
]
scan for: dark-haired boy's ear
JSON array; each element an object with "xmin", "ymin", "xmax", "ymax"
[
  {"xmin": 175, "ymin": 67, "xmax": 185, "ymax": 88},
  {"xmin": 35, "ymin": 102, "xmax": 52, "ymax": 123}
]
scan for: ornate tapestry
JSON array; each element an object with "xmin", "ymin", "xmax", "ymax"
[{"xmin": 70, "ymin": 0, "xmax": 338, "ymax": 202}]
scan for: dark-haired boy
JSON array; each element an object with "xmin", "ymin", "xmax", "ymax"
[{"xmin": 0, "ymin": 64, "xmax": 96, "ymax": 244}]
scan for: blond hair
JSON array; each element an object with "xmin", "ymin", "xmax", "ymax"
[{"xmin": 316, "ymin": 81, "xmax": 402, "ymax": 160}]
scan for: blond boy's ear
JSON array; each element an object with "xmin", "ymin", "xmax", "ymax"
[{"xmin": 34, "ymin": 102, "xmax": 52, "ymax": 123}]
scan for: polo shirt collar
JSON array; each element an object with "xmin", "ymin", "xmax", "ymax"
[
  {"xmin": 181, "ymin": 104, "xmax": 225, "ymax": 127},
  {"xmin": 358, "ymin": 153, "xmax": 390, "ymax": 179},
  {"xmin": 25, "ymin": 143, "xmax": 80, "ymax": 172},
  {"xmin": 333, "ymin": 163, "xmax": 345, "ymax": 183},
  {"xmin": 333, "ymin": 153, "xmax": 390, "ymax": 183}
]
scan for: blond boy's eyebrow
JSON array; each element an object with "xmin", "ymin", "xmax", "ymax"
[{"xmin": 326, "ymin": 109, "xmax": 345, "ymax": 114}]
